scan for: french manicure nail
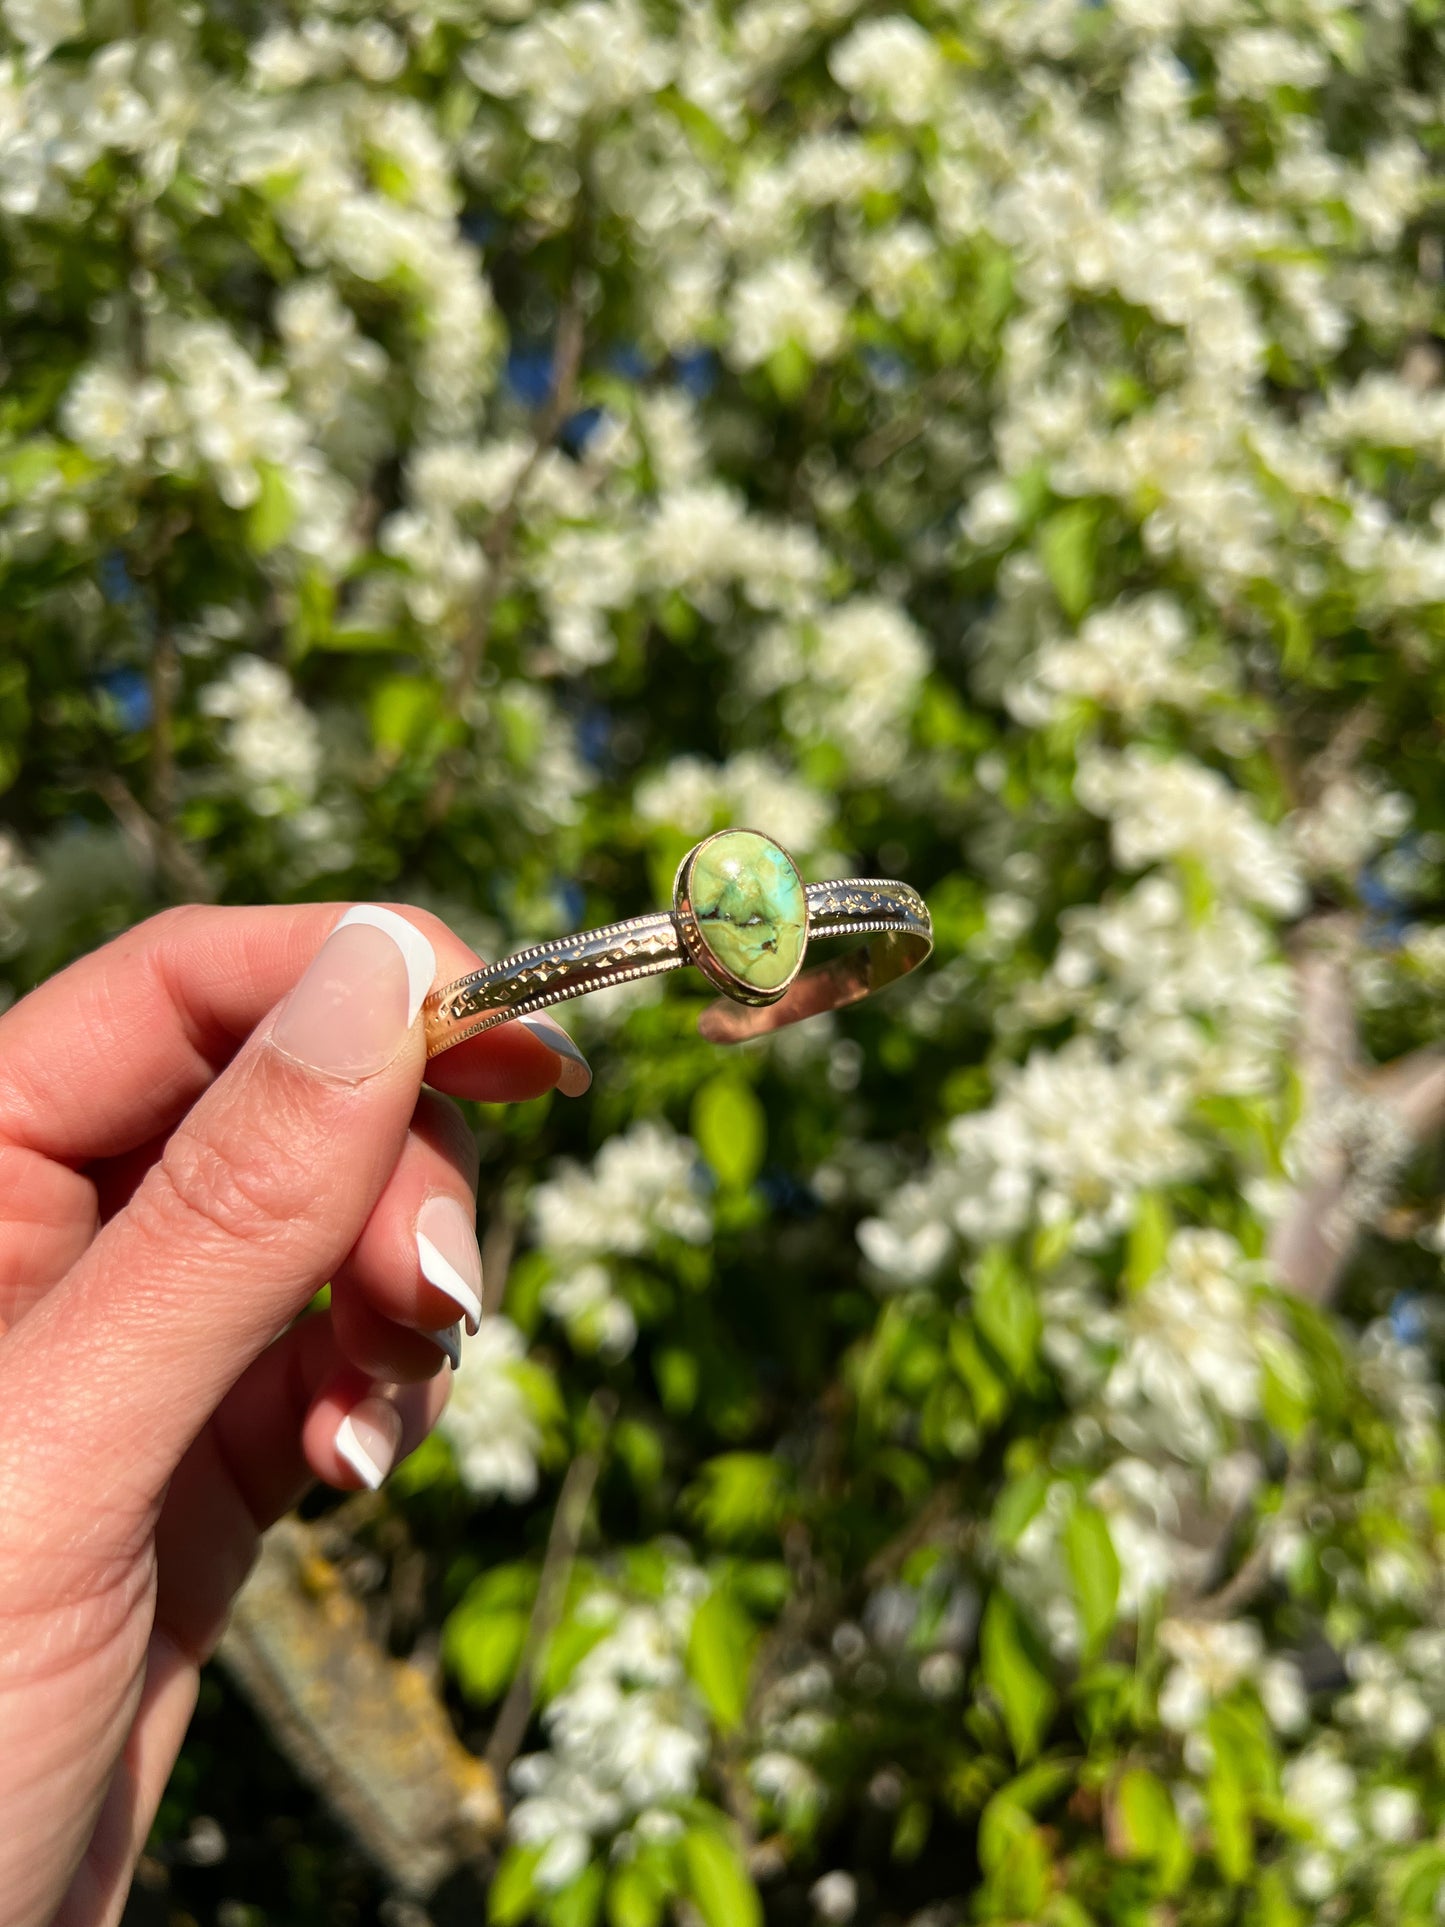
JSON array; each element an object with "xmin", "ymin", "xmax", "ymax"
[
  {"xmin": 272, "ymin": 906, "xmax": 437, "ymax": 1082},
  {"xmin": 429, "ymin": 1322, "xmax": 462, "ymax": 1369},
  {"xmin": 518, "ymin": 1010, "xmax": 593, "ymax": 1097},
  {"xmin": 416, "ymin": 1195, "xmax": 484, "ymax": 1335},
  {"xmin": 335, "ymin": 1394, "xmax": 403, "ymax": 1489}
]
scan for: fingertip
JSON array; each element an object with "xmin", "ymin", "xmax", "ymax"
[
  {"xmin": 306, "ymin": 1372, "xmax": 449, "ymax": 1491},
  {"xmin": 423, "ymin": 1015, "xmax": 574, "ymax": 1102},
  {"xmin": 335, "ymin": 1395, "xmax": 402, "ymax": 1490},
  {"xmin": 516, "ymin": 1012, "xmax": 592, "ymax": 1096},
  {"xmin": 333, "ymin": 906, "xmax": 437, "ymax": 1026},
  {"xmin": 329, "ymin": 1281, "xmax": 458, "ymax": 1382}
]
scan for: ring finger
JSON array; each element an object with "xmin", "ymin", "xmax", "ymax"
[{"xmin": 327, "ymin": 1089, "xmax": 485, "ymax": 1381}]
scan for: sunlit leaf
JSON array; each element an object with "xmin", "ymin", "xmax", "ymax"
[{"xmin": 980, "ymin": 1592, "xmax": 1056, "ymax": 1763}]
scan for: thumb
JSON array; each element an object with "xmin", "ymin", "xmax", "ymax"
[{"xmin": 10, "ymin": 905, "xmax": 437, "ymax": 1510}]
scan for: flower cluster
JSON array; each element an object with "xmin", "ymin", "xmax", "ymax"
[
  {"xmin": 4, "ymin": 0, "xmax": 1445, "ymax": 1918},
  {"xmin": 530, "ymin": 1121, "xmax": 711, "ymax": 1359},
  {"xmin": 510, "ymin": 1565, "xmax": 711, "ymax": 1891},
  {"xmin": 438, "ymin": 1316, "xmax": 547, "ymax": 1503}
]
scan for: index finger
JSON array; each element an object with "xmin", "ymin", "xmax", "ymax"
[{"xmin": 0, "ymin": 901, "xmax": 571, "ymax": 1166}]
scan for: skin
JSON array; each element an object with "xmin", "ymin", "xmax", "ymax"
[{"xmin": 0, "ymin": 903, "xmax": 567, "ymax": 1927}]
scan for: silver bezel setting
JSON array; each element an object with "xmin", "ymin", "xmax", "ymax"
[{"xmin": 672, "ymin": 828, "xmax": 811, "ymax": 1009}]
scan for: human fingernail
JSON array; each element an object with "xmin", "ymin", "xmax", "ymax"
[
  {"xmin": 416, "ymin": 1195, "xmax": 484, "ymax": 1336},
  {"xmin": 429, "ymin": 1322, "xmax": 462, "ymax": 1370},
  {"xmin": 335, "ymin": 1394, "xmax": 403, "ymax": 1489},
  {"xmin": 517, "ymin": 1010, "xmax": 592, "ymax": 1096},
  {"xmin": 272, "ymin": 906, "xmax": 436, "ymax": 1082}
]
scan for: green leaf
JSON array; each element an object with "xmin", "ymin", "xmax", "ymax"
[
  {"xmin": 1063, "ymin": 1504, "xmax": 1120, "ymax": 1657},
  {"xmin": 686, "ymin": 1586, "xmax": 757, "ymax": 1733},
  {"xmin": 1176, "ymin": 853, "xmax": 1216, "ymax": 923},
  {"xmin": 691, "ymin": 1076, "xmax": 766, "ymax": 1191},
  {"xmin": 948, "ymin": 1323, "xmax": 1011, "ymax": 1430},
  {"xmin": 1251, "ymin": 1866, "xmax": 1305, "ymax": 1927},
  {"xmin": 684, "ymin": 1452, "xmax": 786, "ymax": 1547},
  {"xmin": 682, "ymin": 1824, "xmax": 761, "ymax": 1927},
  {"xmin": 978, "ymin": 1797, "xmax": 1050, "ymax": 1918},
  {"xmin": 606, "ymin": 1863, "xmax": 665, "ymax": 1927},
  {"xmin": 892, "ymin": 1797, "xmax": 931, "ymax": 1863},
  {"xmin": 980, "ymin": 1592, "xmax": 1056, "ymax": 1763},
  {"xmin": 999, "ymin": 1760, "xmax": 1074, "ymax": 1814},
  {"xmin": 388, "ymin": 1429, "xmax": 451, "ymax": 1497},
  {"xmin": 990, "ymin": 1467, "xmax": 1050, "ymax": 1549},
  {"xmin": 1205, "ymin": 1710, "xmax": 1256, "ymax": 1884},
  {"xmin": 614, "ymin": 1417, "xmax": 666, "ymax": 1495},
  {"xmin": 443, "ymin": 1566, "xmax": 539, "ymax": 1704},
  {"xmin": 537, "ymin": 1615, "xmax": 613, "ymax": 1701},
  {"xmin": 1, "ymin": 437, "xmax": 65, "ymax": 499},
  {"xmin": 655, "ymin": 1347, "xmax": 699, "ymax": 1416},
  {"xmin": 973, "ymin": 1247, "xmax": 1040, "ymax": 1381},
  {"xmin": 310, "ymin": 624, "xmax": 400, "ymax": 653},
  {"xmin": 247, "ymin": 460, "xmax": 295, "ymax": 552},
  {"xmin": 1125, "ymin": 1192, "xmax": 1173, "ymax": 1292},
  {"xmin": 545, "ymin": 1861, "xmax": 606, "ymax": 1927},
  {"xmin": 489, "ymin": 1845, "xmax": 541, "ymax": 1925},
  {"xmin": 1043, "ymin": 1899, "xmax": 1096, "ymax": 1927},
  {"xmin": 766, "ymin": 339, "xmax": 812, "ymax": 403},
  {"xmin": 444, "ymin": 1605, "xmax": 527, "ymax": 1704},
  {"xmin": 1112, "ymin": 1768, "xmax": 1191, "ymax": 1891},
  {"xmin": 1258, "ymin": 1328, "xmax": 1312, "ymax": 1442},
  {"xmin": 370, "ymin": 674, "xmax": 440, "ymax": 757},
  {"xmin": 1038, "ymin": 502, "xmax": 1098, "ymax": 622}
]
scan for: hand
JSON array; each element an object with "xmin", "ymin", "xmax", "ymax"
[{"xmin": 0, "ymin": 902, "xmax": 586, "ymax": 1927}]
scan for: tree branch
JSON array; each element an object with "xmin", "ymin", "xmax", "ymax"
[
  {"xmin": 481, "ymin": 1204, "xmax": 519, "ymax": 1320},
  {"xmin": 1267, "ymin": 915, "xmax": 1361, "ymax": 1303},
  {"xmin": 854, "ymin": 368, "xmax": 972, "ymax": 471},
  {"xmin": 1268, "ymin": 918, "xmax": 1445, "ymax": 1303},
  {"xmin": 447, "ymin": 291, "xmax": 587, "ymax": 713},
  {"xmin": 426, "ymin": 270, "xmax": 589, "ymax": 826},
  {"xmin": 485, "ymin": 1389, "xmax": 617, "ymax": 1783},
  {"xmin": 218, "ymin": 1517, "xmax": 504, "ymax": 1897},
  {"xmin": 1187, "ymin": 916, "xmax": 1445, "ymax": 1617},
  {"xmin": 93, "ymin": 769, "xmax": 215, "ymax": 904}
]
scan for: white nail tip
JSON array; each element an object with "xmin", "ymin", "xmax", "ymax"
[
  {"xmin": 335, "ymin": 1414, "xmax": 386, "ymax": 1490},
  {"xmin": 335, "ymin": 906, "xmax": 436, "ymax": 1026},
  {"xmin": 517, "ymin": 1012, "xmax": 593, "ymax": 1095},
  {"xmin": 432, "ymin": 1323, "xmax": 462, "ymax": 1368},
  {"xmin": 417, "ymin": 1229, "xmax": 483, "ymax": 1335}
]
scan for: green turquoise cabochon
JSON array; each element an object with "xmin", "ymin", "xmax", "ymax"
[{"xmin": 684, "ymin": 830, "xmax": 808, "ymax": 995}]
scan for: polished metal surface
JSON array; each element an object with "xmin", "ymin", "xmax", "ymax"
[{"xmin": 423, "ymin": 878, "xmax": 932, "ymax": 1059}]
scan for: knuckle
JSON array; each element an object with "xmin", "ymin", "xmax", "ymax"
[
  {"xmin": 143, "ymin": 902, "xmax": 208, "ymax": 946},
  {"xmin": 118, "ymin": 903, "xmax": 210, "ymax": 975},
  {"xmin": 143, "ymin": 1108, "xmax": 307, "ymax": 1254}
]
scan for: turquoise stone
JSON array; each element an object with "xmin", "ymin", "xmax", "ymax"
[{"xmin": 689, "ymin": 831, "xmax": 806, "ymax": 992}]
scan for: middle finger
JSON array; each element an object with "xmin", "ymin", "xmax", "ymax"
[{"xmin": 328, "ymin": 1089, "xmax": 484, "ymax": 1378}]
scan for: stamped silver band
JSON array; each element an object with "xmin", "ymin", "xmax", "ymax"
[{"xmin": 423, "ymin": 877, "xmax": 932, "ymax": 1059}]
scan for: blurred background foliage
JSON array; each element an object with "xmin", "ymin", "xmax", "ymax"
[{"xmin": 4, "ymin": 0, "xmax": 1445, "ymax": 1922}]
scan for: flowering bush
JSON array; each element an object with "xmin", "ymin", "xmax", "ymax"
[{"xmin": 4, "ymin": 0, "xmax": 1445, "ymax": 1921}]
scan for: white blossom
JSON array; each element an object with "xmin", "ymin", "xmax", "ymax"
[
  {"xmin": 1077, "ymin": 748, "xmax": 1306, "ymax": 916},
  {"xmin": 2, "ymin": 0, "xmax": 80, "ymax": 59},
  {"xmin": 199, "ymin": 655, "xmax": 321, "ymax": 816},
  {"xmin": 635, "ymin": 751, "xmax": 833, "ymax": 855},
  {"xmin": 532, "ymin": 1120, "xmax": 711, "ymax": 1258},
  {"xmin": 1103, "ymin": 1230, "xmax": 1269, "ymax": 1461},
  {"xmin": 829, "ymin": 17, "xmax": 944, "ymax": 125},
  {"xmin": 511, "ymin": 1578, "xmax": 710, "ymax": 1874},
  {"xmin": 438, "ymin": 1317, "xmax": 543, "ymax": 1502},
  {"xmin": 0, "ymin": 832, "xmax": 42, "ymax": 958},
  {"xmin": 810, "ymin": 1871, "xmax": 859, "ymax": 1922},
  {"xmin": 727, "ymin": 256, "xmax": 848, "ymax": 370}
]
